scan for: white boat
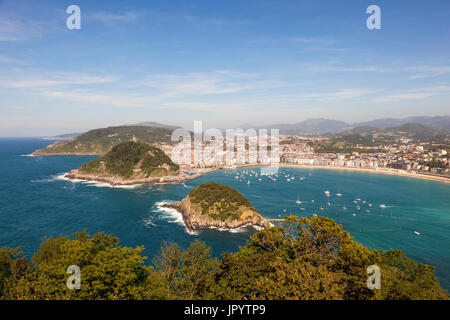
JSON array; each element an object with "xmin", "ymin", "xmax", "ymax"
[
  {"xmin": 380, "ymin": 204, "xmax": 386, "ymax": 208},
  {"xmin": 247, "ymin": 180, "xmax": 250, "ymax": 184},
  {"xmin": 336, "ymin": 193, "xmax": 342, "ymax": 197},
  {"xmin": 312, "ymin": 214, "xmax": 318, "ymax": 217},
  {"xmin": 311, "ymin": 200, "xmax": 315, "ymax": 203},
  {"xmin": 342, "ymin": 206, "xmax": 347, "ymax": 210},
  {"xmin": 352, "ymin": 214, "xmax": 356, "ymax": 216},
  {"xmin": 324, "ymin": 190, "xmax": 330, "ymax": 197},
  {"xmin": 296, "ymin": 200, "xmax": 302, "ymax": 205},
  {"xmin": 368, "ymin": 204, "xmax": 372, "ymax": 207},
  {"xmin": 414, "ymin": 231, "xmax": 420, "ymax": 235}
]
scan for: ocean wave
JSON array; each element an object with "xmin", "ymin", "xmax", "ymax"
[
  {"xmin": 155, "ymin": 202, "xmax": 258, "ymax": 235},
  {"xmin": 20, "ymin": 154, "xmax": 36, "ymax": 157},
  {"xmin": 207, "ymin": 224, "xmax": 260, "ymax": 233},
  {"xmin": 155, "ymin": 201, "xmax": 199, "ymax": 235},
  {"xmin": 155, "ymin": 201, "xmax": 185, "ymax": 224},
  {"xmin": 143, "ymin": 216, "xmax": 157, "ymax": 228},
  {"xmin": 54, "ymin": 172, "xmax": 140, "ymax": 189}
]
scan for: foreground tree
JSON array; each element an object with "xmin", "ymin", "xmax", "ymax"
[
  {"xmin": 6, "ymin": 231, "xmax": 150, "ymax": 300},
  {"xmin": 0, "ymin": 217, "xmax": 447, "ymax": 300},
  {"xmin": 208, "ymin": 216, "xmax": 448, "ymax": 300}
]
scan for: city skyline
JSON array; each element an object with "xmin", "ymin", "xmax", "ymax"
[{"xmin": 1, "ymin": 0, "xmax": 450, "ymax": 136}]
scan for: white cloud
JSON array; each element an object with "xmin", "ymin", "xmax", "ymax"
[
  {"xmin": 308, "ymin": 65, "xmax": 390, "ymax": 73},
  {"xmin": 373, "ymin": 86, "xmax": 450, "ymax": 102},
  {"xmin": 280, "ymin": 88, "xmax": 374, "ymax": 102},
  {"xmin": 406, "ymin": 66, "xmax": 450, "ymax": 79},
  {"xmin": 137, "ymin": 70, "xmax": 276, "ymax": 96},
  {"xmin": 184, "ymin": 15, "xmax": 249, "ymax": 26},
  {"xmin": 90, "ymin": 11, "xmax": 150, "ymax": 25},
  {"xmin": 291, "ymin": 37, "xmax": 334, "ymax": 45},
  {"xmin": 0, "ymin": 54, "xmax": 28, "ymax": 65},
  {"xmin": 0, "ymin": 72, "xmax": 119, "ymax": 88}
]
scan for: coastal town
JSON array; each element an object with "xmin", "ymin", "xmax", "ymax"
[{"xmin": 155, "ymin": 132, "xmax": 450, "ymax": 181}]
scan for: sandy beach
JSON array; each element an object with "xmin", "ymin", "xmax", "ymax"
[{"xmin": 279, "ymin": 163, "xmax": 450, "ymax": 184}]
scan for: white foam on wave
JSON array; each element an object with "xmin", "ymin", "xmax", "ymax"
[
  {"xmin": 206, "ymin": 224, "xmax": 255, "ymax": 233},
  {"xmin": 155, "ymin": 201, "xmax": 199, "ymax": 235},
  {"xmin": 54, "ymin": 172, "xmax": 140, "ymax": 189},
  {"xmin": 155, "ymin": 202, "xmax": 264, "ymax": 234},
  {"xmin": 143, "ymin": 216, "xmax": 157, "ymax": 228},
  {"xmin": 155, "ymin": 201, "xmax": 185, "ymax": 225},
  {"xmin": 21, "ymin": 154, "xmax": 36, "ymax": 157}
]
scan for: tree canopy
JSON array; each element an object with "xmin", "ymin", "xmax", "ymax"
[{"xmin": 0, "ymin": 217, "xmax": 447, "ymax": 300}]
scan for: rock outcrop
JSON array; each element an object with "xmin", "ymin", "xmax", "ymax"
[{"xmin": 162, "ymin": 195, "xmax": 272, "ymax": 233}]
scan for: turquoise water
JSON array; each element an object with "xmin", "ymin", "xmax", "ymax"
[{"xmin": 1, "ymin": 138, "xmax": 449, "ymax": 289}]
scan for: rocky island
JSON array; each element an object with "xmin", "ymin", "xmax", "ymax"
[
  {"xmin": 162, "ymin": 181, "xmax": 272, "ymax": 232},
  {"xmin": 65, "ymin": 141, "xmax": 202, "ymax": 186}
]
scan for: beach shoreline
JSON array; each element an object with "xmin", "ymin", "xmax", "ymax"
[{"xmin": 278, "ymin": 163, "xmax": 450, "ymax": 184}]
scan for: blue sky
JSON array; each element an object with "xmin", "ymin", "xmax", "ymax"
[{"xmin": 1, "ymin": 0, "xmax": 450, "ymax": 136}]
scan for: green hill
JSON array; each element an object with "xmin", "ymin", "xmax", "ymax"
[
  {"xmin": 339, "ymin": 123, "xmax": 448, "ymax": 143},
  {"xmin": 34, "ymin": 126, "xmax": 174, "ymax": 155},
  {"xmin": 78, "ymin": 141, "xmax": 179, "ymax": 179},
  {"xmin": 188, "ymin": 182, "xmax": 258, "ymax": 221}
]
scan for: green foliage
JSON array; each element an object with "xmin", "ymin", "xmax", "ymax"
[
  {"xmin": 35, "ymin": 126, "xmax": 174, "ymax": 154},
  {"xmin": 209, "ymin": 216, "xmax": 448, "ymax": 300},
  {"xmin": 151, "ymin": 240, "xmax": 219, "ymax": 299},
  {"xmin": 79, "ymin": 141, "xmax": 178, "ymax": 179},
  {"xmin": 6, "ymin": 231, "xmax": 150, "ymax": 300},
  {"xmin": 188, "ymin": 181, "xmax": 257, "ymax": 221},
  {"xmin": 0, "ymin": 218, "xmax": 447, "ymax": 300}
]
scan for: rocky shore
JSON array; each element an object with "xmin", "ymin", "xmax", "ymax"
[
  {"xmin": 64, "ymin": 169, "xmax": 212, "ymax": 186},
  {"xmin": 161, "ymin": 196, "xmax": 273, "ymax": 233}
]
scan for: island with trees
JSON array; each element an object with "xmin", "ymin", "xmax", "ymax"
[
  {"xmin": 64, "ymin": 141, "xmax": 191, "ymax": 186},
  {"xmin": 162, "ymin": 181, "xmax": 272, "ymax": 232}
]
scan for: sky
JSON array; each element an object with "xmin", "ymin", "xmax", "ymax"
[{"xmin": 0, "ymin": 0, "xmax": 450, "ymax": 136}]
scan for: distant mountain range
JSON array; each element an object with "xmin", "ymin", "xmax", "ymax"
[
  {"xmin": 45, "ymin": 116, "xmax": 450, "ymax": 140},
  {"xmin": 128, "ymin": 121, "xmax": 180, "ymax": 130},
  {"xmin": 338, "ymin": 123, "xmax": 449, "ymax": 143},
  {"xmin": 248, "ymin": 116, "xmax": 450, "ymax": 135}
]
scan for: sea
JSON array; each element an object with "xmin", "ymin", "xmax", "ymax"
[{"xmin": 0, "ymin": 138, "xmax": 449, "ymax": 290}]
